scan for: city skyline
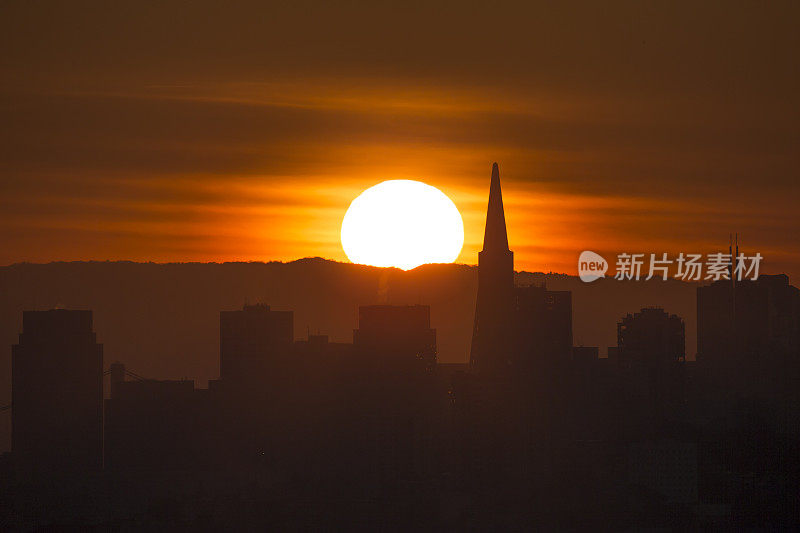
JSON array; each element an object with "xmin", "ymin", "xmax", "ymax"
[
  {"xmin": 2, "ymin": 1, "xmax": 798, "ymax": 528},
  {"xmin": 4, "ymin": 164, "xmax": 797, "ymax": 528}
]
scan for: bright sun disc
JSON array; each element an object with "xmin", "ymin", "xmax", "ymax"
[{"xmin": 341, "ymin": 180, "xmax": 464, "ymax": 270}]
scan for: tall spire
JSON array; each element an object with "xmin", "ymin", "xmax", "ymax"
[
  {"xmin": 482, "ymin": 162, "xmax": 509, "ymax": 252},
  {"xmin": 470, "ymin": 161, "xmax": 514, "ymax": 375}
]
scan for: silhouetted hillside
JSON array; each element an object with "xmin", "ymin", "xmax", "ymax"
[{"xmin": 0, "ymin": 259, "xmax": 698, "ymax": 451}]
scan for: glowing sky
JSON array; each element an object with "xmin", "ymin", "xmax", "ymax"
[{"xmin": 1, "ymin": 2, "xmax": 798, "ymax": 278}]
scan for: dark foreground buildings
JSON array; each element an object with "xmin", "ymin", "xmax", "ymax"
[
  {"xmin": 11, "ymin": 310, "xmax": 103, "ymax": 476},
  {"xmin": 698, "ymin": 273, "xmax": 800, "ymax": 414},
  {"xmin": 3, "ymin": 164, "xmax": 800, "ymax": 528},
  {"xmin": 219, "ymin": 303, "xmax": 293, "ymax": 383},
  {"xmin": 469, "ymin": 162, "xmax": 572, "ymax": 376}
]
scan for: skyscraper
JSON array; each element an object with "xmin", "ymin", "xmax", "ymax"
[
  {"xmin": 697, "ymin": 274, "xmax": 800, "ymax": 409},
  {"xmin": 354, "ymin": 304, "xmax": 437, "ymax": 370},
  {"xmin": 515, "ymin": 284, "xmax": 573, "ymax": 368},
  {"xmin": 469, "ymin": 162, "xmax": 573, "ymax": 376},
  {"xmin": 697, "ymin": 274, "xmax": 799, "ymax": 372},
  {"xmin": 352, "ymin": 304, "xmax": 440, "ymax": 484},
  {"xmin": 11, "ymin": 310, "xmax": 103, "ymax": 474},
  {"xmin": 469, "ymin": 162, "xmax": 515, "ymax": 376},
  {"xmin": 219, "ymin": 303, "xmax": 293, "ymax": 384},
  {"xmin": 104, "ymin": 368, "xmax": 204, "ymax": 472},
  {"xmin": 617, "ymin": 307, "xmax": 686, "ymax": 368},
  {"xmin": 616, "ymin": 307, "xmax": 686, "ymax": 422}
]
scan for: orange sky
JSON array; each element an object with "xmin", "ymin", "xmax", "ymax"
[{"xmin": 1, "ymin": 2, "xmax": 798, "ymax": 279}]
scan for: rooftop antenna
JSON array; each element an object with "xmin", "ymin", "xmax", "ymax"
[
  {"xmin": 730, "ymin": 234, "xmax": 737, "ymax": 351},
  {"xmin": 728, "ymin": 233, "xmax": 733, "ymax": 282}
]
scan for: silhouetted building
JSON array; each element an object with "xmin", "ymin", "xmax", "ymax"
[
  {"xmin": 219, "ymin": 303, "xmax": 293, "ymax": 384},
  {"xmin": 617, "ymin": 307, "xmax": 685, "ymax": 367},
  {"xmin": 212, "ymin": 304, "xmax": 294, "ymax": 468},
  {"xmin": 515, "ymin": 284, "xmax": 573, "ymax": 369},
  {"xmin": 350, "ymin": 305, "xmax": 441, "ymax": 485},
  {"xmin": 11, "ymin": 310, "xmax": 103, "ymax": 475},
  {"xmin": 294, "ymin": 334, "xmax": 353, "ymax": 359},
  {"xmin": 104, "ymin": 364, "xmax": 206, "ymax": 471},
  {"xmin": 698, "ymin": 274, "xmax": 800, "ymax": 374},
  {"xmin": 469, "ymin": 163, "xmax": 516, "ymax": 376},
  {"xmin": 572, "ymin": 346, "xmax": 600, "ymax": 364},
  {"xmin": 697, "ymin": 274, "xmax": 800, "ymax": 432},
  {"xmin": 617, "ymin": 307, "xmax": 686, "ymax": 425},
  {"xmin": 607, "ymin": 346, "xmax": 620, "ymax": 365},
  {"xmin": 469, "ymin": 163, "xmax": 573, "ymax": 377},
  {"xmin": 354, "ymin": 304, "xmax": 437, "ymax": 369},
  {"xmin": 457, "ymin": 163, "xmax": 577, "ymax": 501}
]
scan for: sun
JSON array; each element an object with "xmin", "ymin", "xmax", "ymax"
[{"xmin": 341, "ymin": 180, "xmax": 464, "ymax": 270}]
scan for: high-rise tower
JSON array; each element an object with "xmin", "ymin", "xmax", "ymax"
[
  {"xmin": 469, "ymin": 163, "xmax": 516, "ymax": 375},
  {"xmin": 12, "ymin": 310, "xmax": 103, "ymax": 475},
  {"xmin": 219, "ymin": 303, "xmax": 293, "ymax": 384}
]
